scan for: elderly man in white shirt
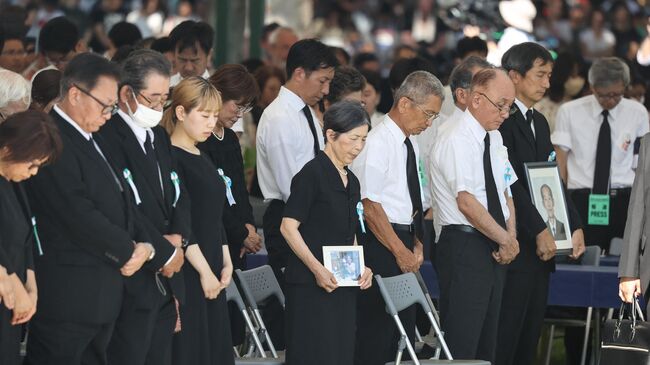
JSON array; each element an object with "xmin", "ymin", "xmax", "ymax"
[
  {"xmin": 431, "ymin": 68, "xmax": 519, "ymax": 363},
  {"xmin": 552, "ymin": 57, "xmax": 649, "ymax": 252},
  {"xmin": 351, "ymin": 71, "xmax": 444, "ymax": 365}
]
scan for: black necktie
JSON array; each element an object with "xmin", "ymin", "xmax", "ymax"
[
  {"xmin": 405, "ymin": 138, "xmax": 424, "ymax": 242},
  {"xmin": 302, "ymin": 105, "xmax": 320, "ymax": 158},
  {"xmin": 525, "ymin": 109, "xmax": 535, "ymax": 139},
  {"xmin": 144, "ymin": 132, "xmax": 164, "ymax": 198},
  {"xmin": 593, "ymin": 110, "xmax": 611, "ymax": 194},
  {"xmin": 483, "ymin": 133, "xmax": 506, "ymax": 229}
]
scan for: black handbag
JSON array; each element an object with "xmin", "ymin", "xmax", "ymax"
[{"xmin": 600, "ymin": 299, "xmax": 650, "ymax": 364}]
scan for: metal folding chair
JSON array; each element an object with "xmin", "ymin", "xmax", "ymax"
[
  {"xmin": 225, "ymin": 281, "xmax": 267, "ymax": 358},
  {"xmin": 375, "ymin": 272, "xmax": 491, "ymax": 365},
  {"xmin": 235, "ymin": 265, "xmax": 285, "ymax": 360}
]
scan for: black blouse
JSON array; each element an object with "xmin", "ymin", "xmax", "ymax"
[
  {"xmin": 174, "ymin": 147, "xmax": 228, "ymax": 275},
  {"xmin": 197, "ymin": 130, "xmax": 255, "ymax": 249},
  {"xmin": 0, "ymin": 179, "xmax": 34, "ymax": 281},
  {"xmin": 283, "ymin": 151, "xmax": 361, "ymax": 284}
]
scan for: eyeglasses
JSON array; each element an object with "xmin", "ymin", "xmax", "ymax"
[
  {"xmin": 73, "ymin": 83, "xmax": 119, "ymax": 116},
  {"xmin": 478, "ymin": 92, "xmax": 513, "ymax": 115},
  {"xmin": 137, "ymin": 91, "xmax": 168, "ymax": 109},
  {"xmin": 45, "ymin": 52, "xmax": 74, "ymax": 69},
  {"xmin": 406, "ymin": 97, "xmax": 440, "ymax": 122},
  {"xmin": 235, "ymin": 104, "xmax": 253, "ymax": 116},
  {"xmin": 594, "ymin": 92, "xmax": 624, "ymax": 101}
]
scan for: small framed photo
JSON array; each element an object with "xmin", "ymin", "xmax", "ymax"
[
  {"xmin": 322, "ymin": 246, "xmax": 365, "ymax": 287},
  {"xmin": 524, "ymin": 162, "xmax": 573, "ymax": 255}
]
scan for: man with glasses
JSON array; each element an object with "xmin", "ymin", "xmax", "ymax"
[
  {"xmin": 96, "ymin": 49, "xmax": 189, "ymax": 365},
  {"xmin": 431, "ymin": 68, "xmax": 519, "ymax": 363},
  {"xmin": 0, "ymin": 30, "xmax": 26, "ymax": 73},
  {"xmin": 23, "ymin": 17, "xmax": 82, "ymax": 80},
  {"xmin": 24, "ymin": 53, "xmax": 156, "ymax": 365},
  {"xmin": 350, "ymin": 70, "xmax": 443, "ymax": 365},
  {"xmin": 552, "ymin": 57, "xmax": 649, "ymax": 253}
]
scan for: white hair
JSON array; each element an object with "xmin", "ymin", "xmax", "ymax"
[{"xmin": 0, "ymin": 69, "xmax": 31, "ymax": 109}]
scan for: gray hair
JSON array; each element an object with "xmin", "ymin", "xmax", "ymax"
[
  {"xmin": 0, "ymin": 69, "xmax": 31, "ymax": 109},
  {"xmin": 269, "ymin": 26, "xmax": 298, "ymax": 45},
  {"xmin": 588, "ymin": 57, "xmax": 630, "ymax": 88},
  {"xmin": 119, "ymin": 49, "xmax": 172, "ymax": 94},
  {"xmin": 449, "ymin": 56, "xmax": 493, "ymax": 103},
  {"xmin": 393, "ymin": 70, "xmax": 445, "ymax": 105}
]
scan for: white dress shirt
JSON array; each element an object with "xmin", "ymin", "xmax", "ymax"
[
  {"xmin": 514, "ymin": 98, "xmax": 535, "ymax": 137},
  {"xmin": 350, "ymin": 114, "xmax": 425, "ymax": 225},
  {"xmin": 169, "ymin": 69, "xmax": 211, "ymax": 87},
  {"xmin": 551, "ymin": 95, "xmax": 649, "ymax": 189},
  {"xmin": 431, "ymin": 109, "xmax": 517, "ymax": 226},
  {"xmin": 256, "ymin": 86, "xmax": 324, "ymax": 202}
]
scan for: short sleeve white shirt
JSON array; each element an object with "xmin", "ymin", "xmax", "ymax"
[
  {"xmin": 350, "ymin": 114, "xmax": 425, "ymax": 225},
  {"xmin": 551, "ymin": 95, "xmax": 649, "ymax": 189},
  {"xmin": 256, "ymin": 86, "xmax": 324, "ymax": 202},
  {"xmin": 431, "ymin": 109, "xmax": 517, "ymax": 226}
]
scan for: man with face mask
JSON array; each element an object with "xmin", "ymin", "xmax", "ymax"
[
  {"xmin": 553, "ymin": 57, "xmax": 649, "ymax": 253},
  {"xmin": 97, "ymin": 49, "xmax": 189, "ymax": 365}
]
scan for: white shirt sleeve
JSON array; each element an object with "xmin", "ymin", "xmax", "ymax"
[
  {"xmin": 355, "ymin": 137, "xmax": 388, "ymax": 203},
  {"xmin": 264, "ymin": 117, "xmax": 301, "ymax": 202},
  {"xmin": 551, "ymin": 105, "xmax": 572, "ymax": 150},
  {"xmin": 438, "ymin": 136, "xmax": 477, "ymax": 197}
]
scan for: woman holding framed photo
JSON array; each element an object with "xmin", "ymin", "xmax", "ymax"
[{"xmin": 280, "ymin": 100, "xmax": 373, "ymax": 365}]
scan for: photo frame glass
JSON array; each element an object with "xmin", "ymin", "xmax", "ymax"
[
  {"xmin": 322, "ymin": 246, "xmax": 365, "ymax": 287},
  {"xmin": 524, "ymin": 162, "xmax": 573, "ymax": 254}
]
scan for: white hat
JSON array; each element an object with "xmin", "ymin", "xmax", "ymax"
[{"xmin": 499, "ymin": 0, "xmax": 537, "ymax": 33}]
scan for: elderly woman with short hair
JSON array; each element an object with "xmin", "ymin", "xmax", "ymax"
[{"xmin": 0, "ymin": 69, "xmax": 30, "ymax": 122}]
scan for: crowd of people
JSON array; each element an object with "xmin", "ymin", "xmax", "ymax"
[{"xmin": 2, "ymin": 1, "xmax": 650, "ymax": 365}]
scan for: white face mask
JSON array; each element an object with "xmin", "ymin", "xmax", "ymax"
[{"xmin": 127, "ymin": 91, "xmax": 163, "ymax": 128}]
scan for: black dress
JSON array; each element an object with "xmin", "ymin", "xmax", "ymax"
[
  {"xmin": 0, "ymin": 180, "xmax": 34, "ymax": 365},
  {"xmin": 282, "ymin": 151, "xmax": 361, "ymax": 365},
  {"xmin": 197, "ymin": 130, "xmax": 255, "ymax": 270},
  {"xmin": 171, "ymin": 148, "xmax": 234, "ymax": 365}
]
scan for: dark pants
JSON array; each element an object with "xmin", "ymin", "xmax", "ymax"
[
  {"xmin": 436, "ymin": 227, "xmax": 506, "ymax": 363},
  {"xmin": 569, "ymin": 188, "xmax": 631, "ymax": 252},
  {"xmin": 107, "ymin": 277, "xmax": 176, "ymax": 365},
  {"xmin": 495, "ymin": 268, "xmax": 550, "ymax": 365},
  {"xmin": 261, "ymin": 199, "xmax": 286, "ymax": 350},
  {"xmin": 0, "ymin": 306, "xmax": 21, "ymax": 365},
  {"xmin": 25, "ymin": 317, "xmax": 115, "ymax": 365},
  {"xmin": 355, "ymin": 228, "xmax": 416, "ymax": 365}
]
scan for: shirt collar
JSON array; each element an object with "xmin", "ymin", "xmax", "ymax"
[
  {"xmin": 279, "ymin": 86, "xmax": 306, "ymax": 111},
  {"xmin": 383, "ymin": 114, "xmax": 409, "ymax": 143},
  {"xmin": 514, "ymin": 98, "xmax": 532, "ymax": 117},
  {"xmin": 117, "ymin": 109, "xmax": 153, "ymax": 146},
  {"xmin": 590, "ymin": 94, "xmax": 621, "ymax": 120},
  {"xmin": 170, "ymin": 69, "xmax": 211, "ymax": 85},
  {"xmin": 464, "ymin": 109, "xmax": 488, "ymax": 144},
  {"xmin": 53, "ymin": 104, "xmax": 91, "ymax": 141}
]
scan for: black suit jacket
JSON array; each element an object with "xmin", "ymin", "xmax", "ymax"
[
  {"xmin": 26, "ymin": 109, "xmax": 153, "ymax": 324},
  {"xmin": 97, "ymin": 113, "xmax": 191, "ymax": 305},
  {"xmin": 499, "ymin": 108, "xmax": 582, "ymax": 272}
]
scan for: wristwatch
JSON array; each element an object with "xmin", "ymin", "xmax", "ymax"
[{"xmin": 181, "ymin": 237, "xmax": 190, "ymax": 249}]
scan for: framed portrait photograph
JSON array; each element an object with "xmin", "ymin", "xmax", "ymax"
[
  {"xmin": 322, "ymin": 246, "xmax": 365, "ymax": 287},
  {"xmin": 524, "ymin": 162, "xmax": 573, "ymax": 255}
]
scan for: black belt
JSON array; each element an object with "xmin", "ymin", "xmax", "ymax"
[
  {"xmin": 443, "ymin": 224, "xmax": 482, "ymax": 236},
  {"xmin": 570, "ymin": 187, "xmax": 631, "ymax": 197},
  {"xmin": 391, "ymin": 222, "xmax": 415, "ymax": 233}
]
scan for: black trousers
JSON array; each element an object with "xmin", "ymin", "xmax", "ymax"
[
  {"xmin": 354, "ymin": 229, "xmax": 416, "ymax": 365},
  {"xmin": 261, "ymin": 199, "xmax": 286, "ymax": 350},
  {"xmin": 569, "ymin": 188, "xmax": 631, "ymax": 252},
  {"xmin": 436, "ymin": 227, "xmax": 506, "ymax": 363},
  {"xmin": 0, "ymin": 306, "xmax": 21, "ymax": 365},
  {"xmin": 107, "ymin": 276, "xmax": 176, "ymax": 365},
  {"xmin": 25, "ymin": 317, "xmax": 115, "ymax": 365},
  {"xmin": 495, "ymin": 267, "xmax": 550, "ymax": 365}
]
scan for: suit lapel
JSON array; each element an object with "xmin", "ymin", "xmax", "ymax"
[
  {"xmin": 113, "ymin": 117, "xmax": 167, "ymax": 213},
  {"xmin": 153, "ymin": 133, "xmax": 174, "ymax": 213},
  {"xmin": 514, "ymin": 109, "xmax": 537, "ymax": 153},
  {"xmin": 532, "ymin": 111, "xmax": 552, "ymax": 161}
]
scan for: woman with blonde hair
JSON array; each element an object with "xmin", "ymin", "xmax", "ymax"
[{"xmin": 163, "ymin": 77, "xmax": 235, "ymax": 365}]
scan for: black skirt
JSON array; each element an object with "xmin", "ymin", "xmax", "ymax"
[
  {"xmin": 285, "ymin": 283, "xmax": 357, "ymax": 365},
  {"xmin": 0, "ymin": 305, "xmax": 21, "ymax": 365}
]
